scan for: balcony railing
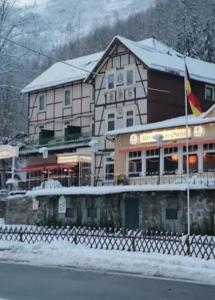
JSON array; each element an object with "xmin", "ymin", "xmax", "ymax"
[
  {"xmin": 16, "ymin": 172, "xmax": 215, "ymax": 191},
  {"xmin": 21, "ymin": 133, "xmax": 91, "ymax": 151},
  {"xmin": 127, "ymin": 172, "xmax": 215, "ymax": 186}
]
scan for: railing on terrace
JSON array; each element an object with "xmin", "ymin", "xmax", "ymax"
[
  {"xmin": 128, "ymin": 172, "xmax": 215, "ymax": 186},
  {"xmin": 22, "ymin": 133, "xmax": 91, "ymax": 150},
  {"xmin": 17, "ymin": 172, "xmax": 215, "ymax": 190},
  {"xmin": 0, "ymin": 226, "xmax": 214, "ymax": 260}
]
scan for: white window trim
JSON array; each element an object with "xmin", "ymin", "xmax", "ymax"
[
  {"xmin": 63, "ymin": 89, "xmax": 72, "ymax": 107},
  {"xmin": 125, "ymin": 64, "xmax": 136, "ymax": 87},
  {"xmin": 205, "ymin": 85, "xmax": 215, "ymax": 101},
  {"xmin": 124, "ymin": 107, "xmax": 135, "ymax": 128},
  {"xmin": 116, "ymin": 70, "xmax": 125, "ymax": 86},
  {"xmin": 38, "ymin": 94, "xmax": 46, "ymax": 112},
  {"xmin": 127, "ymin": 151, "xmax": 143, "ymax": 178},
  {"xmin": 106, "ymin": 110, "xmax": 116, "ymax": 133},
  {"xmin": 106, "ymin": 69, "xmax": 116, "ymax": 90},
  {"xmin": 104, "ymin": 156, "xmax": 115, "ymax": 182}
]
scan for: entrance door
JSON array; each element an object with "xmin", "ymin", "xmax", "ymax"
[{"xmin": 124, "ymin": 197, "xmax": 139, "ymax": 229}]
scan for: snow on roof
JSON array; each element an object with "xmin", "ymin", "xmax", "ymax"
[
  {"xmin": 137, "ymin": 38, "xmax": 181, "ymax": 56},
  {"xmin": 115, "ymin": 36, "xmax": 215, "ymax": 85},
  {"xmin": 23, "ymin": 35, "xmax": 215, "ymax": 93},
  {"xmin": 108, "ymin": 105, "xmax": 215, "ymax": 136},
  {"xmin": 22, "ymin": 51, "xmax": 104, "ymax": 93}
]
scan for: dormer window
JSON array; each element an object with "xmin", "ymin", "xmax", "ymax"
[{"xmin": 205, "ymin": 85, "xmax": 215, "ymax": 101}]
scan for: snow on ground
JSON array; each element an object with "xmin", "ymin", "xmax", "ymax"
[{"xmin": 0, "ymin": 240, "xmax": 215, "ymax": 285}]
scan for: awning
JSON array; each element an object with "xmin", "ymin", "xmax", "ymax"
[
  {"xmin": 57, "ymin": 153, "xmax": 92, "ymax": 164},
  {"xmin": 17, "ymin": 163, "xmax": 77, "ymax": 173}
]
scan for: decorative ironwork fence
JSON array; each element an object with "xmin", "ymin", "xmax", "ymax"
[{"xmin": 0, "ymin": 226, "xmax": 214, "ymax": 260}]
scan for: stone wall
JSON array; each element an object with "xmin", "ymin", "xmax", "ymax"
[
  {"xmin": 0, "ymin": 201, "xmax": 6, "ymax": 219},
  {"xmin": 4, "ymin": 189, "xmax": 215, "ymax": 234}
]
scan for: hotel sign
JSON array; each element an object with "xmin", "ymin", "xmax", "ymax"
[
  {"xmin": 130, "ymin": 127, "xmax": 192, "ymax": 145},
  {"xmin": 0, "ymin": 145, "xmax": 19, "ymax": 160}
]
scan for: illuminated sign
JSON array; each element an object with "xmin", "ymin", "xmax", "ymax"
[
  {"xmin": 130, "ymin": 128, "xmax": 192, "ymax": 145},
  {"xmin": 57, "ymin": 154, "xmax": 92, "ymax": 164},
  {"xmin": 0, "ymin": 145, "xmax": 19, "ymax": 160},
  {"xmin": 193, "ymin": 126, "xmax": 205, "ymax": 137}
]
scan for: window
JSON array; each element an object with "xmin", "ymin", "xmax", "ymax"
[
  {"xmin": 164, "ymin": 147, "xmax": 179, "ymax": 175},
  {"xmin": 203, "ymin": 143, "xmax": 215, "ymax": 172},
  {"xmin": 205, "ymin": 85, "xmax": 215, "ymax": 101},
  {"xmin": 146, "ymin": 149, "xmax": 159, "ymax": 176},
  {"xmin": 126, "ymin": 66, "xmax": 135, "ymax": 86},
  {"xmin": 183, "ymin": 145, "xmax": 198, "ymax": 174},
  {"xmin": 166, "ymin": 209, "xmax": 178, "ymax": 220},
  {"xmin": 107, "ymin": 73, "xmax": 115, "ymax": 89},
  {"xmin": 117, "ymin": 71, "xmax": 124, "ymax": 85},
  {"xmin": 64, "ymin": 90, "xmax": 71, "ymax": 106},
  {"xmin": 107, "ymin": 113, "xmax": 115, "ymax": 132},
  {"xmin": 105, "ymin": 156, "xmax": 114, "ymax": 181},
  {"xmin": 38, "ymin": 95, "xmax": 45, "ymax": 111},
  {"xmin": 128, "ymin": 151, "xmax": 142, "ymax": 177},
  {"xmin": 126, "ymin": 110, "xmax": 134, "ymax": 127}
]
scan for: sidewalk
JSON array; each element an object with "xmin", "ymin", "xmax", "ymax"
[{"xmin": 0, "ymin": 240, "xmax": 215, "ymax": 285}]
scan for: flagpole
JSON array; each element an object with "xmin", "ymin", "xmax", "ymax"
[{"xmin": 184, "ymin": 56, "xmax": 191, "ymax": 236}]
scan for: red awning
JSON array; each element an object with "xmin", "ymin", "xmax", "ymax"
[{"xmin": 17, "ymin": 163, "xmax": 76, "ymax": 173}]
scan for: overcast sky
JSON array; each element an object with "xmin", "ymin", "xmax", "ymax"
[{"xmin": 17, "ymin": 0, "xmax": 47, "ymax": 6}]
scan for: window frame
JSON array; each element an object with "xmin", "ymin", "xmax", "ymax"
[
  {"xmin": 106, "ymin": 111, "xmax": 116, "ymax": 132},
  {"xmin": 64, "ymin": 89, "xmax": 71, "ymax": 107},
  {"xmin": 125, "ymin": 65, "xmax": 135, "ymax": 87},
  {"xmin": 38, "ymin": 94, "xmax": 45, "ymax": 112},
  {"xmin": 205, "ymin": 85, "xmax": 215, "ymax": 101},
  {"xmin": 127, "ymin": 151, "xmax": 142, "ymax": 178},
  {"xmin": 125, "ymin": 108, "xmax": 135, "ymax": 128},
  {"xmin": 104, "ymin": 156, "xmax": 115, "ymax": 182},
  {"xmin": 106, "ymin": 69, "xmax": 116, "ymax": 90}
]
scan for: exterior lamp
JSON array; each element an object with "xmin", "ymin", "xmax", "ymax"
[
  {"xmin": 39, "ymin": 147, "xmax": 48, "ymax": 183},
  {"xmin": 153, "ymin": 134, "xmax": 164, "ymax": 184}
]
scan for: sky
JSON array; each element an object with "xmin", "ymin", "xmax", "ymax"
[{"xmin": 17, "ymin": 0, "xmax": 47, "ymax": 6}]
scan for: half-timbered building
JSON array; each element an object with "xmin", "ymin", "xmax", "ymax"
[
  {"xmin": 20, "ymin": 35, "xmax": 215, "ymax": 188},
  {"xmin": 19, "ymin": 52, "xmax": 103, "ymax": 188},
  {"xmin": 86, "ymin": 36, "xmax": 215, "ymax": 185}
]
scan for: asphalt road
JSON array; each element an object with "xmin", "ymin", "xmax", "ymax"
[{"xmin": 0, "ymin": 263, "xmax": 214, "ymax": 300}]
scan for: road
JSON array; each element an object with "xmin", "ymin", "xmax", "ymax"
[{"xmin": 0, "ymin": 263, "xmax": 214, "ymax": 300}]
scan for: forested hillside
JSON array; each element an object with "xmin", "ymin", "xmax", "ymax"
[{"xmin": 1, "ymin": 0, "xmax": 215, "ymax": 137}]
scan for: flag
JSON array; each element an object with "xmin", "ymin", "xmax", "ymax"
[{"xmin": 185, "ymin": 63, "xmax": 202, "ymax": 117}]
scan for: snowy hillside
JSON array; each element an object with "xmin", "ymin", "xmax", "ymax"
[{"xmin": 21, "ymin": 0, "xmax": 155, "ymax": 48}]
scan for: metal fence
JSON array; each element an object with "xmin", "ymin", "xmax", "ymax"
[{"xmin": 0, "ymin": 226, "xmax": 214, "ymax": 260}]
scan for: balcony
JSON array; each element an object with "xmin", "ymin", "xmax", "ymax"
[{"xmin": 20, "ymin": 133, "xmax": 91, "ymax": 155}]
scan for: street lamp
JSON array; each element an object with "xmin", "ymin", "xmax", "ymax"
[
  {"xmin": 153, "ymin": 134, "xmax": 164, "ymax": 184},
  {"xmin": 39, "ymin": 147, "xmax": 48, "ymax": 186},
  {"xmin": 89, "ymin": 139, "xmax": 98, "ymax": 186}
]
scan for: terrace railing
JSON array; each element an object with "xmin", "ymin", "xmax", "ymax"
[
  {"xmin": 21, "ymin": 133, "xmax": 91, "ymax": 151},
  {"xmin": 0, "ymin": 226, "xmax": 214, "ymax": 260}
]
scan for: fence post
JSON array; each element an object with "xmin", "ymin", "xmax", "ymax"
[
  {"xmin": 73, "ymin": 233, "xmax": 78, "ymax": 245},
  {"xmin": 131, "ymin": 236, "xmax": 135, "ymax": 252},
  {"xmin": 185, "ymin": 235, "xmax": 190, "ymax": 256},
  {"xmin": 19, "ymin": 232, "xmax": 24, "ymax": 243}
]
